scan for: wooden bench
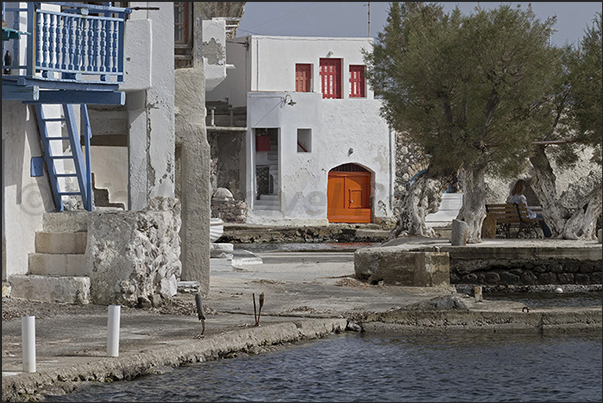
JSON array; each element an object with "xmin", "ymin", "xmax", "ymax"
[{"xmin": 484, "ymin": 203, "xmax": 544, "ymax": 239}]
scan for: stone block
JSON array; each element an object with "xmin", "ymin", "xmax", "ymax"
[
  {"xmin": 354, "ymin": 247, "xmax": 450, "ymax": 287},
  {"xmin": 87, "ymin": 198, "xmax": 181, "ymax": 306},
  {"xmin": 2, "ymin": 281, "xmax": 12, "ymax": 298},
  {"xmin": 8, "ymin": 274, "xmax": 90, "ymax": 304},
  {"xmin": 210, "ymin": 242, "xmax": 234, "ymax": 258},
  {"xmin": 414, "ymin": 252, "xmax": 450, "ymax": 287},
  {"xmin": 481, "ymin": 214, "xmax": 497, "ymax": 239},
  {"xmin": 450, "ymin": 219, "xmax": 468, "ymax": 246}
]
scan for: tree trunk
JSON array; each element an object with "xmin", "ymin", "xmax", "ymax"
[
  {"xmin": 530, "ymin": 145, "xmax": 602, "ymax": 240},
  {"xmin": 560, "ymin": 185, "xmax": 602, "ymax": 240},
  {"xmin": 529, "ymin": 145, "xmax": 569, "ymax": 236},
  {"xmin": 389, "ymin": 170, "xmax": 452, "ymax": 239},
  {"xmin": 456, "ymin": 165, "xmax": 487, "ymax": 244}
]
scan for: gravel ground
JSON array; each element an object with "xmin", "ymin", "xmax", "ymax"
[{"xmin": 2, "ymin": 295, "xmax": 200, "ymax": 323}]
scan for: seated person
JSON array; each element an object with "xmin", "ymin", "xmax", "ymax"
[{"xmin": 508, "ymin": 179, "xmax": 552, "ymax": 238}]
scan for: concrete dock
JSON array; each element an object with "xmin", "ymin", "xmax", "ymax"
[{"xmin": 2, "ymin": 237, "xmax": 602, "ymax": 402}]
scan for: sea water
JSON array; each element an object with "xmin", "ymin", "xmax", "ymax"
[{"xmin": 45, "ymin": 331, "xmax": 602, "ymax": 402}]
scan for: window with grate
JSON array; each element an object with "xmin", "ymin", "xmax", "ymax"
[
  {"xmin": 332, "ymin": 163, "xmax": 369, "ymax": 172},
  {"xmin": 319, "ymin": 58, "xmax": 342, "ymax": 99},
  {"xmin": 174, "ymin": 2, "xmax": 193, "ymax": 68},
  {"xmin": 295, "ymin": 64, "xmax": 312, "ymax": 92},
  {"xmin": 349, "ymin": 65, "xmax": 365, "ymax": 98}
]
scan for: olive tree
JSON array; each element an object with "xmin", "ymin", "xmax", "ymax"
[
  {"xmin": 527, "ymin": 12, "xmax": 602, "ymax": 240},
  {"xmin": 364, "ymin": 2, "xmax": 559, "ymax": 242}
]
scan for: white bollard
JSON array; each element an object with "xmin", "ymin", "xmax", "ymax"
[
  {"xmin": 107, "ymin": 305, "xmax": 121, "ymax": 357},
  {"xmin": 22, "ymin": 316, "xmax": 36, "ymax": 373}
]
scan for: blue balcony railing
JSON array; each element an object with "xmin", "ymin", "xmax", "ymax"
[{"xmin": 2, "ymin": 2, "xmax": 131, "ymax": 104}]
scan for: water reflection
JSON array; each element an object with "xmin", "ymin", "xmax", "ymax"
[{"xmin": 46, "ymin": 332, "xmax": 602, "ymax": 402}]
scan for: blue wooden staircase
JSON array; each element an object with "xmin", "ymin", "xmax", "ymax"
[{"xmin": 34, "ymin": 104, "xmax": 94, "ymax": 211}]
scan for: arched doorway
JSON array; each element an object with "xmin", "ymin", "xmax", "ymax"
[{"xmin": 327, "ymin": 163, "xmax": 371, "ymax": 223}]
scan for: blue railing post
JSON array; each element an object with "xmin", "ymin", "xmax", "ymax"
[{"xmin": 27, "ymin": 3, "xmax": 36, "ymax": 78}]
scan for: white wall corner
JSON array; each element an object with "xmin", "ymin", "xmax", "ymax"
[{"xmin": 122, "ymin": 19, "xmax": 153, "ymax": 91}]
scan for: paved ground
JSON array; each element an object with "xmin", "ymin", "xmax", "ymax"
[{"xmin": 2, "ymin": 238, "xmax": 602, "ymax": 402}]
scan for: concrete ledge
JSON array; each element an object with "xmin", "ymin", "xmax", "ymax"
[
  {"xmin": 1, "ymin": 318, "xmax": 347, "ymax": 402},
  {"xmin": 441, "ymin": 244, "xmax": 602, "ymax": 261},
  {"xmin": 362, "ymin": 307, "xmax": 602, "ymax": 335},
  {"xmin": 8, "ymin": 275, "xmax": 90, "ymax": 304},
  {"xmin": 354, "ymin": 246, "xmax": 450, "ymax": 287}
]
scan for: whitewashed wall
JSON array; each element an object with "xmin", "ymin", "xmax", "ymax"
[
  {"xmin": 2, "ymin": 104, "xmax": 55, "ymax": 280},
  {"xmin": 210, "ymin": 35, "xmax": 395, "ymax": 224}
]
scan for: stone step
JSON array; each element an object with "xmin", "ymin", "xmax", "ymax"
[
  {"xmin": 253, "ymin": 204, "xmax": 280, "ymax": 211},
  {"xmin": 259, "ymin": 194, "xmax": 278, "ymax": 201},
  {"xmin": 35, "ymin": 231, "xmax": 87, "ymax": 254},
  {"xmin": 8, "ymin": 274, "xmax": 90, "ymax": 304},
  {"xmin": 254, "ymin": 196, "xmax": 279, "ymax": 210},
  {"xmin": 28, "ymin": 253, "xmax": 88, "ymax": 276},
  {"xmin": 43, "ymin": 211, "xmax": 88, "ymax": 233},
  {"xmin": 210, "ymin": 242, "xmax": 234, "ymax": 258}
]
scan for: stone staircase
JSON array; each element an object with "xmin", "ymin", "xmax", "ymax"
[
  {"xmin": 92, "ymin": 173, "xmax": 125, "ymax": 210},
  {"xmin": 254, "ymin": 194, "xmax": 279, "ymax": 211},
  {"xmin": 9, "ymin": 212, "xmax": 91, "ymax": 304}
]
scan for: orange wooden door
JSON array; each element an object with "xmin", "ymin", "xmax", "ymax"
[{"xmin": 327, "ymin": 172, "xmax": 371, "ymax": 223}]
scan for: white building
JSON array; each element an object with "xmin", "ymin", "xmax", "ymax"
[
  {"xmin": 2, "ymin": 2, "xmax": 241, "ymax": 303},
  {"xmin": 208, "ymin": 35, "xmax": 396, "ymax": 226}
]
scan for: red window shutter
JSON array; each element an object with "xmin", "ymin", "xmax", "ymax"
[
  {"xmin": 349, "ymin": 65, "xmax": 365, "ymax": 98},
  {"xmin": 295, "ymin": 64, "xmax": 311, "ymax": 92},
  {"xmin": 320, "ymin": 58, "xmax": 342, "ymax": 99}
]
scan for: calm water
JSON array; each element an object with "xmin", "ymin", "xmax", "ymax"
[{"xmin": 46, "ymin": 332, "xmax": 602, "ymax": 402}]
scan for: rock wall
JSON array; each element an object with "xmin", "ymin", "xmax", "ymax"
[
  {"xmin": 212, "ymin": 199, "xmax": 248, "ymax": 223},
  {"xmin": 450, "ymin": 258, "xmax": 602, "ymax": 286},
  {"xmin": 87, "ymin": 197, "xmax": 182, "ymax": 307},
  {"xmin": 393, "ymin": 133, "xmax": 427, "ymax": 214}
]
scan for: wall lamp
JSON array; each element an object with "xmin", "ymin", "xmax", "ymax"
[{"xmin": 284, "ymin": 94, "xmax": 297, "ymax": 106}]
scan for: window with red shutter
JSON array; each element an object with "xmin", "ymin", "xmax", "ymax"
[
  {"xmin": 295, "ymin": 64, "xmax": 312, "ymax": 92},
  {"xmin": 320, "ymin": 58, "xmax": 342, "ymax": 99},
  {"xmin": 349, "ymin": 65, "xmax": 365, "ymax": 98}
]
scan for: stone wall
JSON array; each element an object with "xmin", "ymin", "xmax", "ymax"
[
  {"xmin": 450, "ymin": 258, "xmax": 602, "ymax": 286},
  {"xmin": 87, "ymin": 197, "xmax": 181, "ymax": 307},
  {"xmin": 393, "ymin": 132, "xmax": 427, "ymax": 214},
  {"xmin": 354, "ymin": 246, "xmax": 451, "ymax": 287},
  {"xmin": 212, "ymin": 199, "xmax": 248, "ymax": 223}
]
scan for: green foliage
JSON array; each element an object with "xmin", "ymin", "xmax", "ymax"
[
  {"xmin": 364, "ymin": 2, "xmax": 560, "ymax": 178},
  {"xmin": 570, "ymin": 12, "xmax": 602, "ymax": 164},
  {"xmin": 522, "ymin": 12, "xmax": 602, "ymax": 170}
]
